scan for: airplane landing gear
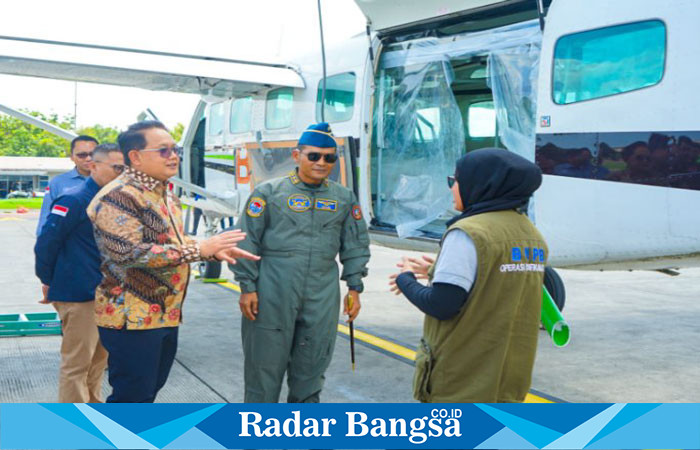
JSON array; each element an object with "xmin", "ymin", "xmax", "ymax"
[
  {"xmin": 544, "ymin": 266, "xmax": 566, "ymax": 311},
  {"xmin": 197, "ymin": 260, "xmax": 222, "ymax": 280}
]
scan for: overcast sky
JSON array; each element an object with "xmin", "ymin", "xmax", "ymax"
[{"xmin": 0, "ymin": 0, "xmax": 366, "ymax": 130}]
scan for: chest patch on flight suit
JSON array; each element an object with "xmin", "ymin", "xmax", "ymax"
[
  {"xmin": 288, "ymin": 194, "xmax": 311, "ymax": 212},
  {"xmin": 315, "ymin": 199, "xmax": 338, "ymax": 212},
  {"xmin": 352, "ymin": 204, "xmax": 363, "ymax": 220},
  {"xmin": 247, "ymin": 197, "xmax": 266, "ymax": 217}
]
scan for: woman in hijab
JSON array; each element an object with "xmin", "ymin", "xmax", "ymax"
[{"xmin": 389, "ymin": 148, "xmax": 548, "ymax": 403}]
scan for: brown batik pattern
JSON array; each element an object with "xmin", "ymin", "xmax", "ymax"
[{"xmin": 88, "ymin": 168, "xmax": 199, "ymax": 330}]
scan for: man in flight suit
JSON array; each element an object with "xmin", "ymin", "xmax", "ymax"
[{"xmin": 233, "ymin": 122, "xmax": 371, "ymax": 403}]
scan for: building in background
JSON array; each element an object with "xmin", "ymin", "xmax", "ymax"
[{"xmin": 0, "ymin": 157, "xmax": 74, "ymax": 198}]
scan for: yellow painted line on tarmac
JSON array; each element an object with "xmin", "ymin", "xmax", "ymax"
[
  {"xmin": 191, "ymin": 270, "xmax": 240, "ymax": 292},
  {"xmin": 0, "ymin": 217, "xmax": 23, "ymax": 221},
  {"xmin": 218, "ymin": 281, "xmax": 240, "ymax": 292},
  {"xmin": 207, "ymin": 276, "xmax": 555, "ymax": 403},
  {"xmin": 337, "ymin": 323, "xmax": 417, "ymax": 361},
  {"xmin": 524, "ymin": 393, "xmax": 554, "ymax": 403},
  {"xmin": 336, "ymin": 323, "xmax": 553, "ymax": 403}
]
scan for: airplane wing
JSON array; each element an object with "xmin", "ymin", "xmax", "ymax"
[
  {"xmin": 0, "ymin": 35, "xmax": 305, "ymax": 97},
  {"xmin": 0, "ymin": 104, "xmax": 78, "ymax": 140}
]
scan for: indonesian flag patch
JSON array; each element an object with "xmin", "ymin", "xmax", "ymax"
[{"xmin": 51, "ymin": 205, "xmax": 69, "ymax": 217}]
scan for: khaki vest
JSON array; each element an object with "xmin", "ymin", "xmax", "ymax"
[{"xmin": 413, "ymin": 210, "xmax": 548, "ymax": 402}]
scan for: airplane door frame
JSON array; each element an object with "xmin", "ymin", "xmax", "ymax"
[{"xmin": 181, "ymin": 100, "xmax": 208, "ymax": 186}]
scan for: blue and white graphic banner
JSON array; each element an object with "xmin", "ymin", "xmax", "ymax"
[{"xmin": 1, "ymin": 403, "xmax": 699, "ymax": 449}]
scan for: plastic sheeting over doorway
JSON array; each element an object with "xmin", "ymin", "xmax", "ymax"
[{"xmin": 372, "ymin": 20, "xmax": 541, "ymax": 237}]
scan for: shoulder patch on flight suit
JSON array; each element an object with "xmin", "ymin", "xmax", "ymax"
[
  {"xmin": 287, "ymin": 171, "xmax": 300, "ymax": 185},
  {"xmin": 288, "ymin": 194, "xmax": 311, "ymax": 212},
  {"xmin": 247, "ymin": 197, "xmax": 266, "ymax": 217},
  {"xmin": 352, "ymin": 204, "xmax": 363, "ymax": 220},
  {"xmin": 51, "ymin": 205, "xmax": 69, "ymax": 217},
  {"xmin": 315, "ymin": 199, "xmax": 338, "ymax": 212}
]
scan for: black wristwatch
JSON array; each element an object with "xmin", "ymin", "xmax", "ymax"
[{"xmin": 348, "ymin": 284, "xmax": 364, "ymax": 293}]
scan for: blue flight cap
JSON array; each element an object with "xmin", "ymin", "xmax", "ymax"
[{"xmin": 297, "ymin": 122, "xmax": 337, "ymax": 149}]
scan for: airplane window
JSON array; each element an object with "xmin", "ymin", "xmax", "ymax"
[
  {"xmin": 316, "ymin": 72, "xmax": 356, "ymax": 123},
  {"xmin": 208, "ymin": 102, "xmax": 225, "ymax": 136},
  {"xmin": 230, "ymin": 97, "xmax": 253, "ymax": 133},
  {"xmin": 553, "ymin": 20, "xmax": 665, "ymax": 105},
  {"xmin": 470, "ymin": 67, "xmax": 487, "ymax": 79},
  {"xmin": 468, "ymin": 101, "xmax": 496, "ymax": 137},
  {"xmin": 266, "ymin": 87, "xmax": 294, "ymax": 130}
]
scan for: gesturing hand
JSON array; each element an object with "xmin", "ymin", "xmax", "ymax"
[
  {"xmin": 200, "ymin": 230, "xmax": 247, "ymax": 259},
  {"xmin": 389, "ymin": 254, "xmax": 435, "ymax": 296},
  {"xmin": 399, "ymin": 255, "xmax": 435, "ymax": 280},
  {"xmin": 389, "ymin": 256, "xmax": 412, "ymax": 296},
  {"xmin": 214, "ymin": 247, "xmax": 260, "ymax": 265},
  {"xmin": 388, "ymin": 273, "xmax": 402, "ymax": 296}
]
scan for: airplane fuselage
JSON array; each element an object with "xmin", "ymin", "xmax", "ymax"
[{"xmin": 188, "ymin": 0, "xmax": 700, "ymax": 271}]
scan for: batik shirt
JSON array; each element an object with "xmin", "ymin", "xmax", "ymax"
[{"xmin": 87, "ymin": 167, "xmax": 202, "ymax": 330}]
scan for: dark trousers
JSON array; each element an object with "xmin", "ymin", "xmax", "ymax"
[
  {"xmin": 191, "ymin": 208, "xmax": 205, "ymax": 235},
  {"xmin": 98, "ymin": 326, "xmax": 179, "ymax": 403},
  {"xmin": 220, "ymin": 217, "xmax": 234, "ymax": 229}
]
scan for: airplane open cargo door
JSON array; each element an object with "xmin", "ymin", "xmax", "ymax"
[
  {"xmin": 0, "ymin": 36, "xmax": 304, "ymax": 97},
  {"xmin": 242, "ymin": 136, "xmax": 356, "ymax": 193},
  {"xmin": 355, "ymin": 0, "xmax": 508, "ymax": 33}
]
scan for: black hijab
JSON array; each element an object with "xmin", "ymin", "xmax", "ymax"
[{"xmin": 446, "ymin": 148, "xmax": 542, "ymax": 227}]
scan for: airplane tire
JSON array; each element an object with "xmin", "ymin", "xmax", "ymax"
[
  {"xmin": 544, "ymin": 266, "xmax": 566, "ymax": 312},
  {"xmin": 199, "ymin": 261, "xmax": 222, "ymax": 280}
]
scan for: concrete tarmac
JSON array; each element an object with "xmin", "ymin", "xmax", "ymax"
[{"xmin": 1, "ymin": 210, "xmax": 698, "ymax": 403}]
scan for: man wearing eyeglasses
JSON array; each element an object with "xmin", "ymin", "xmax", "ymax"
[
  {"xmin": 87, "ymin": 120, "xmax": 260, "ymax": 403},
  {"xmin": 36, "ymin": 135, "xmax": 98, "ymax": 236},
  {"xmin": 34, "ymin": 143, "xmax": 125, "ymax": 402},
  {"xmin": 233, "ymin": 122, "xmax": 371, "ymax": 403}
]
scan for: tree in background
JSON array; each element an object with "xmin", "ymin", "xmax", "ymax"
[
  {"xmin": 0, "ymin": 110, "xmax": 185, "ymax": 157},
  {"xmin": 76, "ymin": 123, "xmax": 119, "ymax": 146},
  {"xmin": 0, "ymin": 112, "xmax": 72, "ymax": 157},
  {"xmin": 79, "ymin": 122, "xmax": 185, "ymax": 145},
  {"xmin": 170, "ymin": 123, "xmax": 185, "ymax": 143}
]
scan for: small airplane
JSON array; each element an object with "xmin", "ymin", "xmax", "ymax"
[{"xmin": 1, "ymin": 0, "xmax": 699, "ymax": 310}]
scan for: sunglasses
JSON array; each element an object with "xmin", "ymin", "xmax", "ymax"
[
  {"xmin": 74, "ymin": 152, "xmax": 94, "ymax": 160},
  {"xmin": 303, "ymin": 151, "xmax": 338, "ymax": 163},
  {"xmin": 94, "ymin": 161, "xmax": 126, "ymax": 174},
  {"xmin": 447, "ymin": 175, "xmax": 456, "ymax": 188},
  {"xmin": 140, "ymin": 146, "xmax": 183, "ymax": 159}
]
